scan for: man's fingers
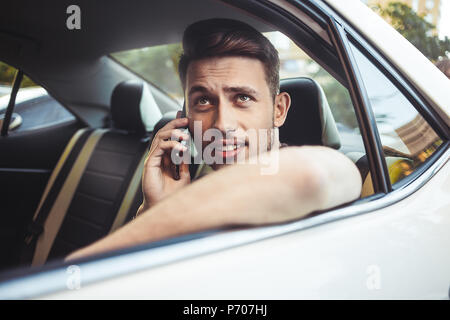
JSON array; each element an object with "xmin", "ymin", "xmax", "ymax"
[
  {"xmin": 158, "ymin": 140, "xmax": 188, "ymax": 153},
  {"xmin": 157, "ymin": 128, "xmax": 190, "ymax": 142},
  {"xmin": 154, "ymin": 142, "xmax": 190, "ymax": 181},
  {"xmin": 157, "ymin": 117, "xmax": 188, "ymax": 132},
  {"xmin": 179, "ymin": 161, "xmax": 191, "ymax": 181},
  {"xmin": 146, "ymin": 140, "xmax": 187, "ymax": 167}
]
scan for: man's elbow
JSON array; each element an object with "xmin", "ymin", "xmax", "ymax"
[
  {"xmin": 315, "ymin": 151, "xmax": 362, "ymax": 210},
  {"xmin": 289, "ymin": 147, "xmax": 362, "ymax": 212}
]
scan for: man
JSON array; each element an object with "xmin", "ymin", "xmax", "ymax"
[
  {"xmin": 137, "ymin": 19, "xmax": 291, "ymax": 213},
  {"xmin": 66, "ymin": 19, "xmax": 362, "ymax": 261}
]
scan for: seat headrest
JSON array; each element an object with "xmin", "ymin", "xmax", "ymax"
[
  {"xmin": 153, "ymin": 111, "xmax": 178, "ymax": 134},
  {"xmin": 279, "ymin": 77, "xmax": 341, "ymax": 149},
  {"xmin": 110, "ymin": 80, "xmax": 162, "ymax": 134}
]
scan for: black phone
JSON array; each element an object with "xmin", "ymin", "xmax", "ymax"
[{"xmin": 174, "ymin": 104, "xmax": 189, "ymax": 180}]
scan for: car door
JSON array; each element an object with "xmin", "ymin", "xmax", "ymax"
[{"xmin": 0, "ymin": 62, "xmax": 84, "ymax": 270}]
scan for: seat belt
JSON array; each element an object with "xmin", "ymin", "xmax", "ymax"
[
  {"xmin": 109, "ymin": 142, "xmax": 149, "ymax": 233},
  {"xmin": 31, "ymin": 129, "xmax": 108, "ymax": 266},
  {"xmin": 20, "ymin": 128, "xmax": 91, "ymax": 264},
  {"xmin": 27, "ymin": 128, "xmax": 89, "ymax": 229}
]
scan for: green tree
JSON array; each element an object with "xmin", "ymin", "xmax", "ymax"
[
  {"xmin": 112, "ymin": 43, "xmax": 183, "ymax": 99},
  {"xmin": 0, "ymin": 61, "xmax": 37, "ymax": 88},
  {"xmin": 373, "ymin": 1, "xmax": 450, "ymax": 61}
]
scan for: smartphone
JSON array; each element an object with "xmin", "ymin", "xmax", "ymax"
[{"xmin": 174, "ymin": 105, "xmax": 189, "ymax": 180}]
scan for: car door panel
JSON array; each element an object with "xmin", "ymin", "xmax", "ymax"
[{"xmin": 39, "ymin": 160, "xmax": 450, "ymax": 299}]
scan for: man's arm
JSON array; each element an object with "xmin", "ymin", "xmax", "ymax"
[{"xmin": 66, "ymin": 146, "xmax": 362, "ymax": 261}]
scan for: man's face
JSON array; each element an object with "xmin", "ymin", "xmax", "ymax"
[{"xmin": 185, "ymin": 56, "xmax": 290, "ymax": 170}]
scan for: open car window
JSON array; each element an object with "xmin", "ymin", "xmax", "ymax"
[
  {"xmin": 348, "ymin": 42, "xmax": 444, "ymax": 187},
  {"xmin": 112, "ymin": 31, "xmax": 370, "ymax": 196}
]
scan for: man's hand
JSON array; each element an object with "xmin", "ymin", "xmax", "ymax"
[{"xmin": 138, "ymin": 114, "xmax": 191, "ymax": 215}]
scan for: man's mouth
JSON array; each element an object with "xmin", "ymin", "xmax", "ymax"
[{"xmin": 215, "ymin": 140, "xmax": 246, "ymax": 159}]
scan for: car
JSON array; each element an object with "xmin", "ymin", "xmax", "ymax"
[
  {"xmin": 0, "ymin": 0, "xmax": 448, "ymax": 299},
  {"xmin": 0, "ymin": 87, "xmax": 75, "ymax": 133},
  {"xmin": 0, "ymin": 85, "xmax": 11, "ymax": 97}
]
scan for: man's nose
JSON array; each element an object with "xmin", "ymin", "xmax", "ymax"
[{"xmin": 212, "ymin": 99, "xmax": 237, "ymax": 134}]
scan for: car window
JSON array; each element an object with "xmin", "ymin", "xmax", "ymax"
[
  {"xmin": 112, "ymin": 31, "xmax": 372, "ymax": 197},
  {"xmin": 111, "ymin": 33, "xmax": 365, "ymax": 154},
  {"xmin": 111, "ymin": 44, "xmax": 184, "ymax": 104},
  {"xmin": 264, "ymin": 32, "xmax": 365, "ymax": 155},
  {"xmin": 0, "ymin": 61, "xmax": 76, "ymax": 133},
  {"xmin": 267, "ymin": 32, "xmax": 372, "ymax": 196},
  {"xmin": 349, "ymin": 43, "xmax": 443, "ymax": 186}
]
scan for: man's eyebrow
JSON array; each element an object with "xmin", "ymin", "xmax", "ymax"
[
  {"xmin": 188, "ymin": 85, "xmax": 210, "ymax": 96},
  {"xmin": 188, "ymin": 85, "xmax": 260, "ymax": 97},
  {"xmin": 223, "ymin": 86, "xmax": 259, "ymax": 97}
]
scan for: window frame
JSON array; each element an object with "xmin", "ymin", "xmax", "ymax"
[
  {"xmin": 313, "ymin": 0, "xmax": 449, "ymax": 193},
  {"xmin": 326, "ymin": 17, "xmax": 391, "ymax": 195}
]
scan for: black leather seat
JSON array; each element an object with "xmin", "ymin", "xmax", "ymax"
[
  {"xmin": 21, "ymin": 80, "xmax": 162, "ymax": 266},
  {"xmin": 279, "ymin": 77, "xmax": 340, "ymax": 149}
]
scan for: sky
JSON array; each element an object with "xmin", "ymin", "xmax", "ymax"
[{"xmin": 439, "ymin": 0, "xmax": 450, "ymax": 39}]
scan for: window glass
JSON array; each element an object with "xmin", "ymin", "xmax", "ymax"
[
  {"xmin": 264, "ymin": 32, "xmax": 365, "ymax": 155},
  {"xmin": 0, "ymin": 61, "xmax": 75, "ymax": 133},
  {"xmin": 267, "ymin": 33, "xmax": 371, "ymax": 196},
  {"xmin": 349, "ymin": 43, "xmax": 443, "ymax": 185},
  {"xmin": 112, "ymin": 44, "xmax": 184, "ymax": 104}
]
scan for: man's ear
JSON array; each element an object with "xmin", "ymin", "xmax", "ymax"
[{"xmin": 273, "ymin": 92, "xmax": 291, "ymax": 128}]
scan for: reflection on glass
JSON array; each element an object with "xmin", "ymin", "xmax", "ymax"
[{"xmin": 350, "ymin": 43, "xmax": 442, "ymax": 184}]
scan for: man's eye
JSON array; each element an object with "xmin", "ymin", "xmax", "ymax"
[
  {"xmin": 197, "ymin": 97, "xmax": 210, "ymax": 105},
  {"xmin": 237, "ymin": 94, "xmax": 251, "ymax": 103}
]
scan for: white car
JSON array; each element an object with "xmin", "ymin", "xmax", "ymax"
[{"xmin": 0, "ymin": 0, "xmax": 448, "ymax": 300}]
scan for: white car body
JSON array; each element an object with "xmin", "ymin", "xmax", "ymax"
[{"xmin": 44, "ymin": 160, "xmax": 450, "ymax": 299}]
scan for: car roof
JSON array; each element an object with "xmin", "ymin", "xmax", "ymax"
[{"xmin": 0, "ymin": 0, "xmax": 273, "ymax": 59}]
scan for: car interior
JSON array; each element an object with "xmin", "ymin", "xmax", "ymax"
[{"xmin": 0, "ymin": 0, "xmax": 421, "ymax": 273}]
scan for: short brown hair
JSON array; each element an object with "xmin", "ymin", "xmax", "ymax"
[{"xmin": 178, "ymin": 18, "xmax": 280, "ymax": 99}]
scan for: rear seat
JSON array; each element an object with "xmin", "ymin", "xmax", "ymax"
[{"xmin": 21, "ymin": 80, "xmax": 163, "ymax": 266}]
